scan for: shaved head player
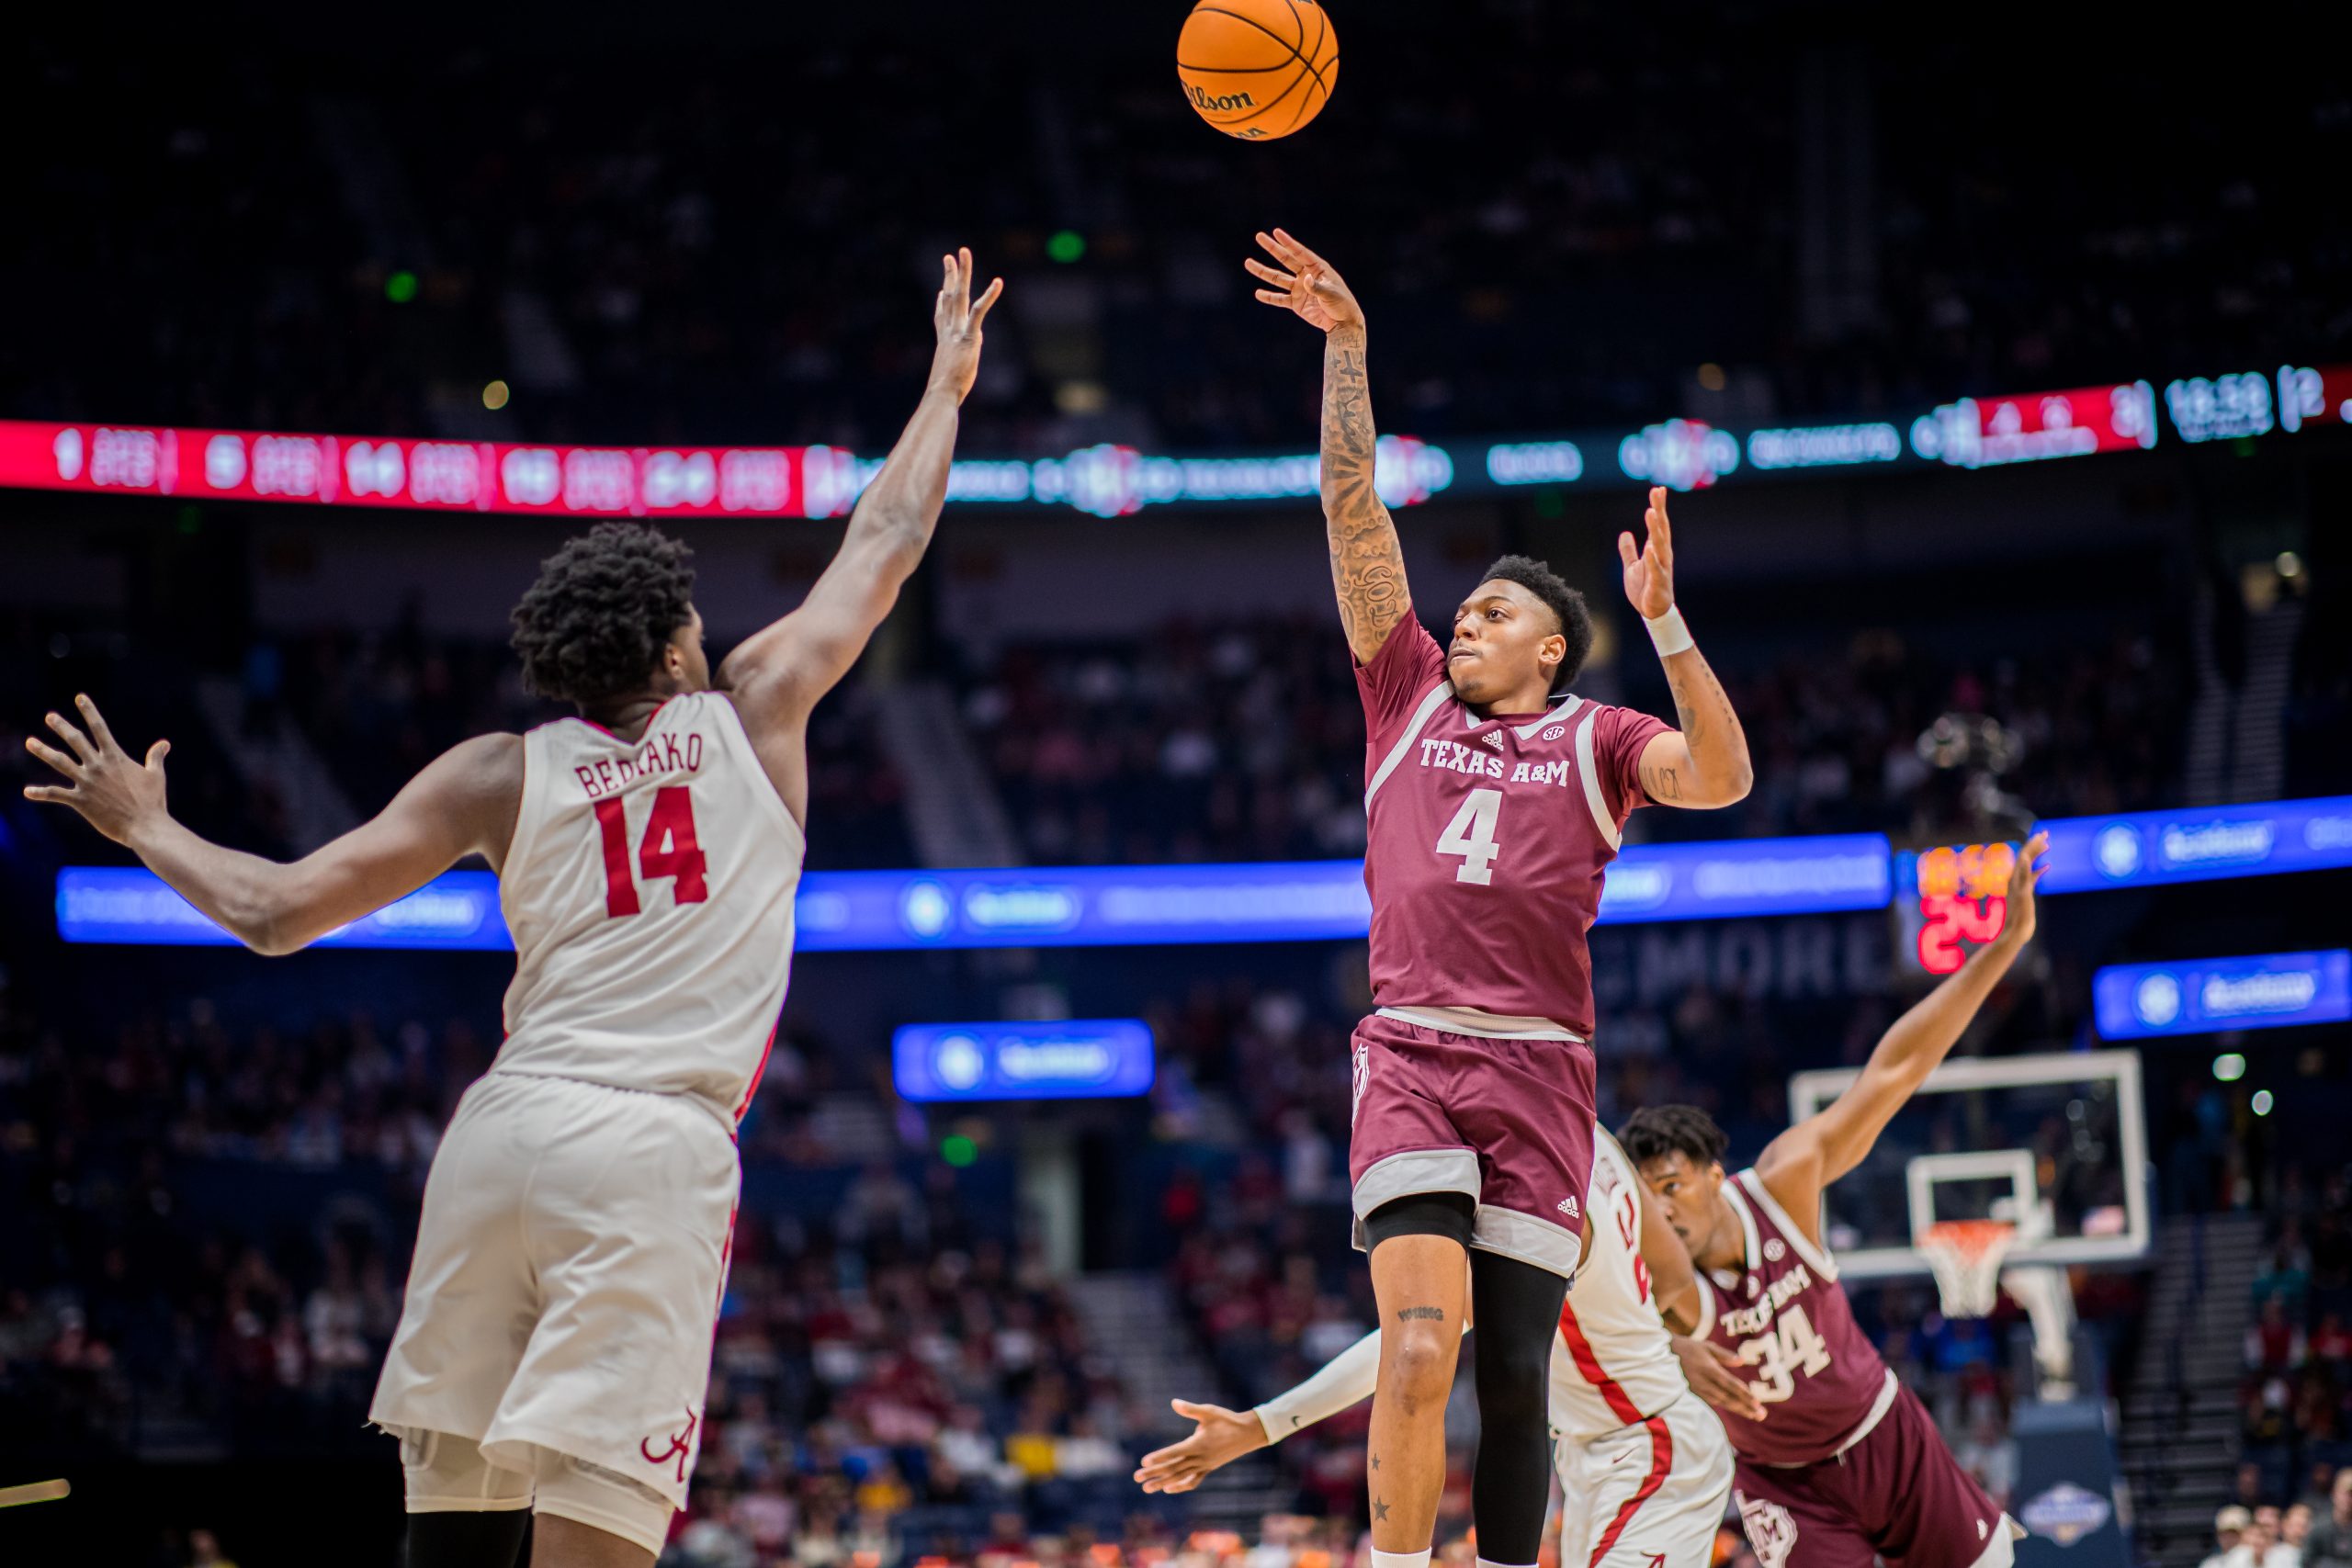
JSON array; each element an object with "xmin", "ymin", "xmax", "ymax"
[
  {"xmin": 24, "ymin": 252, "xmax": 1001, "ymax": 1568},
  {"xmin": 1622, "ymin": 835, "xmax": 2050, "ymax": 1568},
  {"xmin": 1246, "ymin": 227, "xmax": 1755, "ymax": 1568}
]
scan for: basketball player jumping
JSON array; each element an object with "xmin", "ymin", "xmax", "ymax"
[
  {"xmin": 23, "ymin": 251, "xmax": 1001, "ymax": 1568},
  {"xmin": 1136, "ymin": 1127, "xmax": 1766, "ymax": 1568},
  {"xmin": 1246, "ymin": 227, "xmax": 1754, "ymax": 1568},
  {"xmin": 1620, "ymin": 832, "xmax": 2049, "ymax": 1568}
]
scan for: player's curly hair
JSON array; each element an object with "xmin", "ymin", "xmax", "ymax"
[
  {"xmin": 510, "ymin": 523, "xmax": 697, "ymax": 708},
  {"xmin": 1478, "ymin": 554, "xmax": 1595, "ymax": 687},
  {"xmin": 1619, "ymin": 1104, "xmax": 1732, "ymax": 1171}
]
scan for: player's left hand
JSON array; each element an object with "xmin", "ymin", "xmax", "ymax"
[
  {"xmin": 1998, "ymin": 830, "xmax": 2050, "ymax": 947},
  {"xmin": 1133, "ymin": 1398, "xmax": 1269, "ymax": 1494},
  {"xmin": 1672, "ymin": 1334, "xmax": 1766, "ymax": 1421},
  {"xmin": 1618, "ymin": 487, "xmax": 1676, "ymax": 619},
  {"xmin": 23, "ymin": 694, "xmax": 172, "ymax": 848}
]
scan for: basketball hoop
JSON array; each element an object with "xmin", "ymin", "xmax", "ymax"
[{"xmin": 1920, "ymin": 1218, "xmax": 2015, "ymax": 1318}]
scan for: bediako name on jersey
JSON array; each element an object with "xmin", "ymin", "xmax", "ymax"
[
  {"xmin": 1717, "ymin": 1262, "xmax": 1816, "ymax": 1337},
  {"xmin": 1416, "ymin": 735, "xmax": 1579, "ymax": 789},
  {"xmin": 572, "ymin": 731, "xmax": 706, "ymax": 799}
]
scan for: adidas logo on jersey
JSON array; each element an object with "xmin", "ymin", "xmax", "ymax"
[
  {"xmin": 1481, "ymin": 729, "xmax": 1506, "ymax": 750},
  {"xmin": 1556, "ymin": 1194, "xmax": 1580, "ymax": 1219},
  {"xmin": 1763, "ymin": 1237, "xmax": 1787, "ymax": 1262}
]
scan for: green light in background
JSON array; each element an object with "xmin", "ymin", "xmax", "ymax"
[
  {"xmin": 2252, "ymin": 1089, "xmax": 2276, "ymax": 1116},
  {"xmin": 2213, "ymin": 1052, "xmax": 2246, "ymax": 1083},
  {"xmin": 941, "ymin": 1134, "xmax": 978, "ymax": 1168},
  {"xmin": 1046, "ymin": 230, "xmax": 1086, "ymax": 265},
  {"xmin": 385, "ymin": 270, "xmax": 419, "ymax": 305}
]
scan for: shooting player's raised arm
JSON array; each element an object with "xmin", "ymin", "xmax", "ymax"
[{"xmin": 1246, "ymin": 230, "xmax": 1413, "ymax": 666}]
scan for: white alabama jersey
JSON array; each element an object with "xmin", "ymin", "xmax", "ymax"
[
  {"xmin": 1552, "ymin": 1128, "xmax": 1689, "ymax": 1439},
  {"xmin": 494, "ymin": 691, "xmax": 802, "ymax": 1124}
]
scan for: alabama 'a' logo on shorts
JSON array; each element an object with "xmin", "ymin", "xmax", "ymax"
[
  {"xmin": 640, "ymin": 1405, "xmax": 701, "ymax": 1484},
  {"xmin": 1351, "ymin": 1043, "xmax": 1370, "ymax": 1127},
  {"xmin": 1736, "ymin": 1493, "xmax": 1799, "ymax": 1568}
]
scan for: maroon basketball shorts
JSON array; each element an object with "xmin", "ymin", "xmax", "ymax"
[
  {"xmin": 1731, "ymin": 1382, "xmax": 2015, "ymax": 1568},
  {"xmin": 1346, "ymin": 1010, "xmax": 1598, "ymax": 1277}
]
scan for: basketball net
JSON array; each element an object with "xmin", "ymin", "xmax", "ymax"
[
  {"xmin": 1920, "ymin": 1219, "xmax": 2014, "ymax": 1318},
  {"xmin": 1920, "ymin": 1217, "xmax": 2079, "ymax": 1400}
]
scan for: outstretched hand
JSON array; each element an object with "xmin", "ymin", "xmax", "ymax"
[
  {"xmin": 23, "ymin": 694, "xmax": 171, "ymax": 848},
  {"xmin": 929, "ymin": 247, "xmax": 1003, "ymax": 402},
  {"xmin": 1998, "ymin": 830, "xmax": 2050, "ymax": 946},
  {"xmin": 1133, "ymin": 1398, "xmax": 1268, "ymax": 1495},
  {"xmin": 1618, "ymin": 486, "xmax": 1677, "ymax": 620},
  {"xmin": 1244, "ymin": 229, "xmax": 1365, "ymax": 333}
]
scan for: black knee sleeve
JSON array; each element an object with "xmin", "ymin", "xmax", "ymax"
[
  {"xmin": 1363, "ymin": 1190, "xmax": 1475, "ymax": 1252},
  {"xmin": 403, "ymin": 1510, "xmax": 530, "ymax": 1568},
  {"xmin": 1468, "ymin": 1249, "xmax": 1569, "ymax": 1564}
]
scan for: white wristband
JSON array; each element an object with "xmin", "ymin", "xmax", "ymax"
[{"xmin": 1645, "ymin": 605, "xmax": 1693, "ymax": 657}]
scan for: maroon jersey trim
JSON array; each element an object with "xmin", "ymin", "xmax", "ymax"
[
  {"xmin": 1364, "ymin": 678, "xmax": 1457, "ymax": 807},
  {"xmin": 1736, "ymin": 1169, "xmax": 1840, "ymax": 1282}
]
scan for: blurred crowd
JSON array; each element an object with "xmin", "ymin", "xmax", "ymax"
[
  {"xmin": 2234, "ymin": 1168, "xmax": 2352, "ymax": 1530},
  {"xmin": 954, "ymin": 614, "xmax": 2185, "ymax": 863},
  {"xmin": 6, "ymin": 16, "xmax": 2344, "ymax": 456}
]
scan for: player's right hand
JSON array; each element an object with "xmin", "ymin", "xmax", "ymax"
[
  {"xmin": 928, "ymin": 247, "xmax": 1003, "ymax": 403},
  {"xmin": 23, "ymin": 694, "xmax": 172, "ymax": 848},
  {"xmin": 1671, "ymin": 1335, "xmax": 1767, "ymax": 1422},
  {"xmin": 1246, "ymin": 230, "xmax": 1365, "ymax": 333},
  {"xmin": 1997, "ymin": 830, "xmax": 2050, "ymax": 947},
  {"xmin": 1133, "ymin": 1398, "xmax": 1270, "ymax": 1494}
]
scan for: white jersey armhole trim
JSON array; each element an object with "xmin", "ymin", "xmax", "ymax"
[
  {"xmin": 702, "ymin": 692, "xmax": 806, "ymax": 852},
  {"xmin": 1737, "ymin": 1168, "xmax": 1840, "ymax": 1281},
  {"xmin": 1571, "ymin": 707, "xmax": 1622, "ymax": 849},
  {"xmin": 1364, "ymin": 680, "xmax": 1456, "ymax": 808},
  {"xmin": 1722, "ymin": 1177, "xmax": 1764, "ymax": 1272},
  {"xmin": 1511, "ymin": 693, "xmax": 1584, "ymax": 740},
  {"xmin": 500, "ymin": 728, "xmax": 553, "ymax": 933},
  {"xmin": 1690, "ymin": 1274, "xmax": 1716, "ymax": 1337}
]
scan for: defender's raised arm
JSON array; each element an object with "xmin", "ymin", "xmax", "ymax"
[
  {"xmin": 718, "ymin": 249, "xmax": 1001, "ymax": 814},
  {"xmin": 1621, "ymin": 488, "xmax": 1755, "ymax": 810},
  {"xmin": 1758, "ymin": 831, "xmax": 2049, "ymax": 1220},
  {"xmin": 27, "ymin": 694, "xmax": 518, "ymax": 957},
  {"xmin": 1247, "ymin": 230, "xmax": 1411, "ymax": 665}
]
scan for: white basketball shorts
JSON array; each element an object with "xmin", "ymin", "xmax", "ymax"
[
  {"xmin": 368, "ymin": 1070, "xmax": 739, "ymax": 1510},
  {"xmin": 1556, "ymin": 1390, "xmax": 1736, "ymax": 1568}
]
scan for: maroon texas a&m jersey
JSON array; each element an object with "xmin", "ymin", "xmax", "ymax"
[
  {"xmin": 1695, "ymin": 1169, "xmax": 1897, "ymax": 1467},
  {"xmin": 1358, "ymin": 615, "xmax": 1670, "ymax": 1037}
]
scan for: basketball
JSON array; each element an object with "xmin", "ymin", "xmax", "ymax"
[{"xmin": 1177, "ymin": 0, "xmax": 1339, "ymax": 141}]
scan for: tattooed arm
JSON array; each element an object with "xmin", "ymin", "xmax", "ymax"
[
  {"xmin": 1247, "ymin": 229, "xmax": 1412, "ymax": 664},
  {"xmin": 1621, "ymin": 486, "xmax": 1753, "ymax": 808}
]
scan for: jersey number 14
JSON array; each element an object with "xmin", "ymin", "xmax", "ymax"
[{"xmin": 593, "ymin": 786, "xmax": 708, "ymax": 918}]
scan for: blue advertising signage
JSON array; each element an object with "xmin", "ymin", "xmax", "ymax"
[
  {"xmin": 54, "ymin": 833, "xmax": 1895, "ymax": 953},
  {"xmin": 891, "ymin": 1020, "xmax": 1156, "ymax": 1102},
  {"xmin": 55, "ymin": 865, "xmax": 513, "ymax": 950},
  {"xmin": 2037, "ymin": 795, "xmax": 2352, "ymax": 893},
  {"xmin": 2093, "ymin": 950, "xmax": 2352, "ymax": 1041}
]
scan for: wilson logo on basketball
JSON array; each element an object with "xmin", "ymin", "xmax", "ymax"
[{"xmin": 1185, "ymin": 85, "xmax": 1258, "ymax": 114}]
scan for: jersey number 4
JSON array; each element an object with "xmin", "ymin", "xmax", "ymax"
[
  {"xmin": 1734, "ymin": 1302, "xmax": 1835, "ymax": 1404},
  {"xmin": 593, "ymin": 787, "xmax": 708, "ymax": 918},
  {"xmin": 1436, "ymin": 787, "xmax": 1504, "ymax": 885}
]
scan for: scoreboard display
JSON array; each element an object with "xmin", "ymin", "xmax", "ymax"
[{"xmin": 1896, "ymin": 841, "xmax": 2019, "ymax": 975}]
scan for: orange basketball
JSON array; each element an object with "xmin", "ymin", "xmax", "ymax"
[{"xmin": 1176, "ymin": 0, "xmax": 1340, "ymax": 141}]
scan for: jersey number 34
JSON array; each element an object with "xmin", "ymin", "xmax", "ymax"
[
  {"xmin": 1735, "ymin": 1303, "xmax": 1835, "ymax": 1404},
  {"xmin": 593, "ymin": 786, "xmax": 709, "ymax": 918}
]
